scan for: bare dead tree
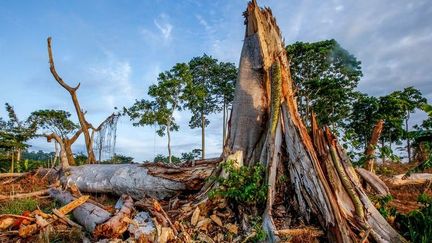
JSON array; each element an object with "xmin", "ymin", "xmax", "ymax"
[{"xmin": 47, "ymin": 37, "xmax": 118, "ymax": 164}]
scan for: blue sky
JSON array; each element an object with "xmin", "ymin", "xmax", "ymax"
[{"xmin": 0, "ymin": 0, "xmax": 431, "ymax": 161}]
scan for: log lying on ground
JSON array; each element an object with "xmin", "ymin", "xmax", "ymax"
[
  {"xmin": 356, "ymin": 167, "xmax": 390, "ymax": 196},
  {"xmin": 0, "ymin": 189, "xmax": 49, "ymax": 201},
  {"xmin": 61, "ymin": 163, "xmax": 216, "ymax": 199},
  {"xmin": 386, "ymin": 173, "xmax": 432, "ymax": 186},
  {"xmin": 49, "ymin": 188, "xmax": 111, "ymax": 232}
]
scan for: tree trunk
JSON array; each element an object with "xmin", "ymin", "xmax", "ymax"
[
  {"xmin": 406, "ymin": 113, "xmax": 411, "ymax": 163},
  {"xmin": 64, "ymin": 140, "xmax": 76, "ymax": 166},
  {"xmin": 167, "ymin": 125, "xmax": 172, "ymax": 164},
  {"xmin": 222, "ymin": 100, "xmax": 227, "ymax": 149},
  {"xmin": 201, "ymin": 112, "xmax": 205, "ymax": 159},
  {"xmin": 221, "ymin": 1, "xmax": 405, "ymax": 242},
  {"xmin": 46, "ymin": 133, "xmax": 70, "ymax": 170},
  {"xmin": 381, "ymin": 138, "xmax": 385, "ymax": 163},
  {"xmin": 364, "ymin": 119, "xmax": 384, "ymax": 172},
  {"xmin": 10, "ymin": 151, "xmax": 14, "ymax": 173},
  {"xmin": 16, "ymin": 148, "xmax": 21, "ymax": 164}
]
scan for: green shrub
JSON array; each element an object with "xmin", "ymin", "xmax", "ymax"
[
  {"xmin": 397, "ymin": 193, "xmax": 432, "ymax": 243},
  {"xmin": 209, "ymin": 160, "xmax": 267, "ymax": 207}
]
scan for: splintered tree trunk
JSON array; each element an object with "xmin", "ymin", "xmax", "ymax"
[
  {"xmin": 364, "ymin": 119, "xmax": 384, "ymax": 172},
  {"xmin": 221, "ymin": 1, "xmax": 405, "ymax": 242}
]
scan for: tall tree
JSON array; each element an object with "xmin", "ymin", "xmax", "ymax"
[
  {"xmin": 29, "ymin": 109, "xmax": 81, "ymax": 168},
  {"xmin": 286, "ymin": 39, "xmax": 362, "ymax": 128},
  {"xmin": 391, "ymin": 87, "xmax": 427, "ymax": 163},
  {"xmin": 125, "ymin": 63, "xmax": 190, "ymax": 163},
  {"xmin": 346, "ymin": 93, "xmax": 381, "ymax": 150},
  {"xmin": 184, "ymin": 54, "xmax": 237, "ymax": 158},
  {"xmin": 211, "ymin": 62, "xmax": 237, "ymax": 148}
]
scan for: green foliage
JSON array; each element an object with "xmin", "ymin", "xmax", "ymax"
[
  {"xmin": 248, "ymin": 216, "xmax": 267, "ymax": 242},
  {"xmin": 153, "ymin": 154, "xmax": 181, "ymax": 164},
  {"xmin": 287, "ymin": 39, "xmax": 362, "ymax": 128},
  {"xmin": 108, "ymin": 154, "xmax": 134, "ymax": 164},
  {"xmin": 209, "ymin": 161, "xmax": 267, "ymax": 207},
  {"xmin": 183, "ymin": 54, "xmax": 237, "ymax": 129},
  {"xmin": 74, "ymin": 153, "xmax": 88, "ymax": 166},
  {"xmin": 28, "ymin": 109, "xmax": 79, "ymax": 139},
  {"xmin": 397, "ymin": 193, "xmax": 432, "ymax": 243},
  {"xmin": 373, "ymin": 195, "xmax": 397, "ymax": 220},
  {"xmin": 180, "ymin": 149, "xmax": 201, "ymax": 161},
  {"xmin": 0, "ymin": 198, "xmax": 39, "ymax": 215}
]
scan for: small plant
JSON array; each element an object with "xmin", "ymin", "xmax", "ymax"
[
  {"xmin": 248, "ymin": 216, "xmax": 267, "ymax": 242},
  {"xmin": 209, "ymin": 160, "xmax": 267, "ymax": 207}
]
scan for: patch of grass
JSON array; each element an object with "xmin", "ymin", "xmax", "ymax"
[{"xmin": 0, "ymin": 198, "xmax": 39, "ymax": 215}]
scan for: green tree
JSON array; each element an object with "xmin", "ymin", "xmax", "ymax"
[
  {"xmin": 184, "ymin": 54, "xmax": 237, "ymax": 158},
  {"xmin": 286, "ymin": 39, "xmax": 362, "ymax": 128},
  {"xmin": 346, "ymin": 93, "xmax": 381, "ymax": 150},
  {"xmin": 125, "ymin": 63, "xmax": 191, "ymax": 164},
  {"xmin": 28, "ymin": 109, "xmax": 81, "ymax": 166},
  {"xmin": 391, "ymin": 87, "xmax": 427, "ymax": 163},
  {"xmin": 0, "ymin": 103, "xmax": 37, "ymax": 172}
]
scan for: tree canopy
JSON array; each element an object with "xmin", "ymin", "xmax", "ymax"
[{"xmin": 286, "ymin": 39, "xmax": 362, "ymax": 128}]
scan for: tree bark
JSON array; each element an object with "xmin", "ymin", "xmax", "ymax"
[
  {"xmin": 406, "ymin": 113, "xmax": 411, "ymax": 163},
  {"xmin": 49, "ymin": 188, "xmax": 111, "ymax": 232},
  {"xmin": 201, "ymin": 112, "xmax": 205, "ymax": 159},
  {"xmin": 364, "ymin": 119, "xmax": 384, "ymax": 172}
]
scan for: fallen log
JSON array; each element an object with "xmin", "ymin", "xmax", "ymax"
[
  {"xmin": 49, "ymin": 188, "xmax": 111, "ymax": 232},
  {"xmin": 0, "ymin": 173, "xmax": 29, "ymax": 178},
  {"xmin": 0, "ymin": 189, "xmax": 49, "ymax": 201},
  {"xmin": 386, "ymin": 173, "xmax": 432, "ymax": 186},
  {"xmin": 356, "ymin": 168, "xmax": 390, "ymax": 196},
  {"xmin": 61, "ymin": 163, "xmax": 216, "ymax": 199}
]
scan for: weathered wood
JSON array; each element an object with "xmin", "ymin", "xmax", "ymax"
[
  {"xmin": 0, "ymin": 189, "xmax": 49, "ymax": 201},
  {"xmin": 387, "ymin": 173, "xmax": 432, "ymax": 186},
  {"xmin": 364, "ymin": 119, "xmax": 384, "ymax": 172},
  {"xmin": 62, "ymin": 164, "xmax": 214, "ymax": 199},
  {"xmin": 356, "ymin": 167, "xmax": 390, "ymax": 196},
  {"xmin": 49, "ymin": 188, "xmax": 111, "ymax": 232},
  {"xmin": 94, "ymin": 194, "xmax": 134, "ymax": 238}
]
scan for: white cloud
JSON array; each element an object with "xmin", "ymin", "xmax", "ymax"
[{"xmin": 139, "ymin": 14, "xmax": 173, "ymax": 45}]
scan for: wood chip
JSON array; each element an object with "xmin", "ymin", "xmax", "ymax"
[
  {"xmin": 196, "ymin": 218, "xmax": 212, "ymax": 230},
  {"xmin": 159, "ymin": 227, "xmax": 173, "ymax": 243},
  {"xmin": 191, "ymin": 207, "xmax": 200, "ymax": 226},
  {"xmin": 18, "ymin": 224, "xmax": 38, "ymax": 238},
  {"xmin": 226, "ymin": 223, "xmax": 238, "ymax": 234},
  {"xmin": 57, "ymin": 195, "xmax": 89, "ymax": 215},
  {"xmin": 0, "ymin": 217, "xmax": 15, "ymax": 230},
  {"xmin": 210, "ymin": 214, "xmax": 223, "ymax": 227}
]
